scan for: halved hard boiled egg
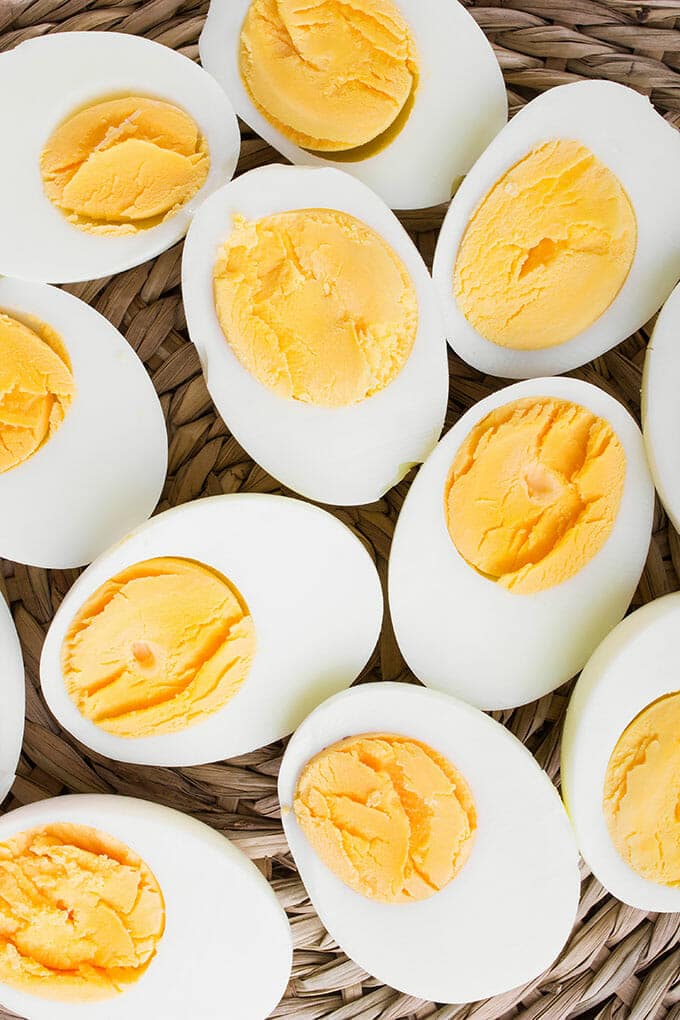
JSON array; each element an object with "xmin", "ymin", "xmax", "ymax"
[
  {"xmin": 642, "ymin": 282, "xmax": 680, "ymax": 531},
  {"xmin": 433, "ymin": 81, "xmax": 680, "ymax": 378},
  {"xmin": 389, "ymin": 377, "xmax": 654, "ymax": 710},
  {"xmin": 0, "ymin": 32, "xmax": 240, "ymax": 283},
  {"xmin": 0, "ymin": 595, "xmax": 24, "ymax": 805}
]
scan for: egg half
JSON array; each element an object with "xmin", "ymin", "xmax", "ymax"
[
  {"xmin": 0, "ymin": 595, "xmax": 24, "ymax": 804},
  {"xmin": 642, "ymin": 282, "xmax": 680, "ymax": 532}
]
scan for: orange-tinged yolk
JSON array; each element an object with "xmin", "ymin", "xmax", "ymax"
[
  {"xmin": 444, "ymin": 397, "xmax": 626, "ymax": 594},
  {"xmin": 603, "ymin": 691, "xmax": 680, "ymax": 886},
  {"xmin": 40, "ymin": 96, "xmax": 210, "ymax": 235},
  {"xmin": 453, "ymin": 139, "xmax": 637, "ymax": 350},
  {"xmin": 293, "ymin": 733, "xmax": 476, "ymax": 902},
  {"xmin": 62, "ymin": 557, "xmax": 256, "ymax": 738},
  {"xmin": 0, "ymin": 823, "xmax": 164, "ymax": 1002}
]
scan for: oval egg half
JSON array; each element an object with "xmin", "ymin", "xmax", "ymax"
[
  {"xmin": 642, "ymin": 282, "xmax": 680, "ymax": 532},
  {"xmin": 0, "ymin": 595, "xmax": 24, "ymax": 804}
]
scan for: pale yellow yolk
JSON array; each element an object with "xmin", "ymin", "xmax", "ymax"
[
  {"xmin": 239, "ymin": 0, "xmax": 418, "ymax": 154},
  {"xmin": 445, "ymin": 397, "xmax": 625, "ymax": 595},
  {"xmin": 62, "ymin": 557, "xmax": 256, "ymax": 738},
  {"xmin": 0, "ymin": 823, "xmax": 164, "ymax": 1002},
  {"xmin": 453, "ymin": 139, "xmax": 637, "ymax": 350},
  {"xmin": 40, "ymin": 96, "xmax": 210, "ymax": 235},
  {"xmin": 293, "ymin": 733, "xmax": 476, "ymax": 902},
  {"xmin": 604, "ymin": 692, "xmax": 680, "ymax": 886},
  {"xmin": 214, "ymin": 209, "xmax": 418, "ymax": 408},
  {"xmin": 0, "ymin": 313, "xmax": 75, "ymax": 474}
]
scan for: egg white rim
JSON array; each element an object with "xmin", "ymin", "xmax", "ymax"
[
  {"xmin": 642, "ymin": 283, "xmax": 680, "ymax": 532},
  {"xmin": 0, "ymin": 595, "xmax": 24, "ymax": 805}
]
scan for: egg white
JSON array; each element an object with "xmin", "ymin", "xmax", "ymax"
[
  {"xmin": 0, "ymin": 595, "xmax": 24, "ymax": 805},
  {"xmin": 433, "ymin": 81, "xmax": 680, "ymax": 378},
  {"xmin": 642, "ymin": 282, "xmax": 680, "ymax": 532},
  {"xmin": 0, "ymin": 32, "xmax": 240, "ymax": 283},
  {"xmin": 388, "ymin": 377, "xmax": 654, "ymax": 710}
]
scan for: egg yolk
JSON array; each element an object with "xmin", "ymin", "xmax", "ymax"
[
  {"xmin": 62, "ymin": 557, "xmax": 256, "ymax": 738},
  {"xmin": 239, "ymin": 0, "xmax": 418, "ymax": 155},
  {"xmin": 40, "ymin": 96, "xmax": 210, "ymax": 235},
  {"xmin": 0, "ymin": 823, "xmax": 164, "ymax": 1002},
  {"xmin": 213, "ymin": 209, "xmax": 418, "ymax": 407},
  {"xmin": 293, "ymin": 733, "xmax": 476, "ymax": 902},
  {"xmin": 453, "ymin": 139, "xmax": 637, "ymax": 350},
  {"xmin": 603, "ymin": 692, "xmax": 680, "ymax": 887},
  {"xmin": 0, "ymin": 312, "xmax": 75, "ymax": 474},
  {"xmin": 445, "ymin": 397, "xmax": 626, "ymax": 594}
]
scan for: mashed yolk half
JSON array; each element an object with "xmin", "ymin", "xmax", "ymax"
[
  {"xmin": 603, "ymin": 692, "xmax": 680, "ymax": 886},
  {"xmin": 454, "ymin": 139, "xmax": 637, "ymax": 350},
  {"xmin": 445, "ymin": 397, "xmax": 626, "ymax": 594},
  {"xmin": 239, "ymin": 0, "xmax": 418, "ymax": 154},
  {"xmin": 62, "ymin": 557, "xmax": 256, "ymax": 738},
  {"xmin": 213, "ymin": 209, "xmax": 418, "ymax": 407},
  {"xmin": 0, "ymin": 312, "xmax": 75, "ymax": 474},
  {"xmin": 40, "ymin": 96, "xmax": 210, "ymax": 235},
  {"xmin": 293, "ymin": 733, "xmax": 476, "ymax": 902},
  {"xmin": 0, "ymin": 823, "xmax": 164, "ymax": 1002}
]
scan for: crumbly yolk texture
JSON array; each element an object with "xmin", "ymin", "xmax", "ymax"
[
  {"xmin": 213, "ymin": 209, "xmax": 418, "ymax": 407},
  {"xmin": 40, "ymin": 96, "xmax": 210, "ymax": 235},
  {"xmin": 445, "ymin": 397, "xmax": 626, "ymax": 595},
  {"xmin": 603, "ymin": 692, "xmax": 680, "ymax": 886},
  {"xmin": 293, "ymin": 733, "xmax": 476, "ymax": 903},
  {"xmin": 62, "ymin": 557, "xmax": 256, "ymax": 738},
  {"xmin": 239, "ymin": 0, "xmax": 418, "ymax": 153},
  {"xmin": 0, "ymin": 312, "xmax": 75, "ymax": 474},
  {"xmin": 453, "ymin": 139, "xmax": 637, "ymax": 350},
  {"xmin": 0, "ymin": 823, "xmax": 164, "ymax": 1002}
]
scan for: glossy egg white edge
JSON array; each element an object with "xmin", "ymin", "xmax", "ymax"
[
  {"xmin": 432, "ymin": 80, "xmax": 680, "ymax": 378},
  {"xmin": 181, "ymin": 164, "xmax": 449, "ymax": 505},
  {"xmin": 388, "ymin": 376, "xmax": 654, "ymax": 710},
  {"xmin": 0, "ymin": 278, "xmax": 167, "ymax": 569},
  {"xmin": 0, "ymin": 32, "xmax": 240, "ymax": 283},
  {"xmin": 279, "ymin": 682, "xmax": 580, "ymax": 1004},
  {"xmin": 0, "ymin": 595, "xmax": 25, "ymax": 804},
  {"xmin": 642, "ymin": 282, "xmax": 680, "ymax": 532},
  {"xmin": 0, "ymin": 794, "xmax": 292, "ymax": 1020},
  {"xmin": 198, "ymin": 0, "xmax": 506, "ymax": 210},
  {"xmin": 561, "ymin": 593, "xmax": 680, "ymax": 912},
  {"xmin": 40, "ymin": 493, "xmax": 383, "ymax": 766}
]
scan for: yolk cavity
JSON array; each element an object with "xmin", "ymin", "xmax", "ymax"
[
  {"xmin": 40, "ymin": 96, "xmax": 210, "ymax": 235},
  {"xmin": 213, "ymin": 209, "xmax": 418, "ymax": 407},
  {"xmin": 0, "ymin": 823, "xmax": 164, "ymax": 1002},
  {"xmin": 62, "ymin": 557, "xmax": 256, "ymax": 738},
  {"xmin": 444, "ymin": 397, "xmax": 626, "ymax": 594},
  {"xmin": 453, "ymin": 139, "xmax": 637, "ymax": 350},
  {"xmin": 603, "ymin": 691, "xmax": 680, "ymax": 887},
  {"xmin": 0, "ymin": 312, "xmax": 75, "ymax": 474},
  {"xmin": 293, "ymin": 733, "xmax": 476, "ymax": 902}
]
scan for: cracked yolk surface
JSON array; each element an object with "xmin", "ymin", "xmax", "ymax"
[
  {"xmin": 0, "ymin": 312, "xmax": 75, "ymax": 474},
  {"xmin": 445, "ymin": 397, "xmax": 626, "ymax": 594},
  {"xmin": 603, "ymin": 692, "xmax": 680, "ymax": 886},
  {"xmin": 40, "ymin": 96, "xmax": 210, "ymax": 235},
  {"xmin": 293, "ymin": 733, "xmax": 476, "ymax": 902},
  {"xmin": 0, "ymin": 823, "xmax": 164, "ymax": 1002},
  {"xmin": 239, "ymin": 0, "xmax": 418, "ymax": 154},
  {"xmin": 213, "ymin": 209, "xmax": 418, "ymax": 407},
  {"xmin": 453, "ymin": 139, "xmax": 637, "ymax": 350},
  {"xmin": 62, "ymin": 557, "xmax": 256, "ymax": 738}
]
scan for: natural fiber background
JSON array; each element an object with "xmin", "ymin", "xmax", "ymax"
[{"xmin": 1, "ymin": 1, "xmax": 679, "ymax": 1017}]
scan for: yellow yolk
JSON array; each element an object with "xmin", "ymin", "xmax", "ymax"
[
  {"xmin": 445, "ymin": 397, "xmax": 626, "ymax": 594},
  {"xmin": 453, "ymin": 139, "xmax": 637, "ymax": 350},
  {"xmin": 214, "ymin": 209, "xmax": 418, "ymax": 408},
  {"xmin": 293, "ymin": 733, "xmax": 476, "ymax": 902},
  {"xmin": 40, "ymin": 96, "xmax": 210, "ymax": 235},
  {"xmin": 239, "ymin": 0, "xmax": 418, "ymax": 154},
  {"xmin": 0, "ymin": 823, "xmax": 164, "ymax": 1002},
  {"xmin": 603, "ymin": 692, "xmax": 680, "ymax": 886},
  {"xmin": 0, "ymin": 312, "xmax": 75, "ymax": 474},
  {"xmin": 62, "ymin": 557, "xmax": 256, "ymax": 738}
]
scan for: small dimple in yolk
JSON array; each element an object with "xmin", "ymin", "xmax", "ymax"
[
  {"xmin": 61, "ymin": 556, "xmax": 256, "ymax": 738},
  {"xmin": 0, "ymin": 823, "xmax": 164, "ymax": 1002},
  {"xmin": 603, "ymin": 692, "xmax": 680, "ymax": 887},
  {"xmin": 293, "ymin": 733, "xmax": 476, "ymax": 903},
  {"xmin": 213, "ymin": 209, "xmax": 418, "ymax": 408},
  {"xmin": 444, "ymin": 396, "xmax": 626, "ymax": 595}
]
